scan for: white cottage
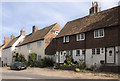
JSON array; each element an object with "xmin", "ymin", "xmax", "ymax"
[
  {"xmin": 16, "ymin": 23, "xmax": 61, "ymax": 61},
  {"xmin": 2, "ymin": 28, "xmax": 25, "ymax": 65}
]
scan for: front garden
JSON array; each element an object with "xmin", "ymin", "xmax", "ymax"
[
  {"xmin": 13, "ymin": 52, "xmax": 55, "ymax": 68},
  {"xmin": 13, "ymin": 53, "xmax": 118, "ymax": 73}
]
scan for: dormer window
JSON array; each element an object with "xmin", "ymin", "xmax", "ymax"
[
  {"xmin": 63, "ymin": 36, "xmax": 69, "ymax": 43},
  {"xmin": 94, "ymin": 29, "xmax": 104, "ymax": 38},
  {"xmin": 76, "ymin": 33, "xmax": 85, "ymax": 41}
]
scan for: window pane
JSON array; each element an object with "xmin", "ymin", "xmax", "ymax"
[
  {"xmin": 66, "ymin": 36, "xmax": 69, "ymax": 42},
  {"xmin": 78, "ymin": 34, "xmax": 80, "ymax": 40},
  {"xmin": 96, "ymin": 48, "xmax": 100, "ymax": 54},
  {"xmin": 81, "ymin": 34, "xmax": 84, "ymax": 39},
  {"xmin": 109, "ymin": 50, "xmax": 112, "ymax": 56},
  {"xmin": 82, "ymin": 50, "xmax": 85, "ymax": 55},
  {"xmin": 99, "ymin": 29, "xmax": 104, "ymax": 36},
  {"xmin": 76, "ymin": 50, "xmax": 80, "ymax": 56},
  {"xmin": 96, "ymin": 30, "xmax": 99, "ymax": 37},
  {"xmin": 92, "ymin": 49, "xmax": 95, "ymax": 55}
]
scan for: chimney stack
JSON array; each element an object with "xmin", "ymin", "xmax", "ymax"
[
  {"xmin": 32, "ymin": 25, "xmax": 37, "ymax": 33},
  {"xmin": 3, "ymin": 37, "xmax": 10, "ymax": 45},
  {"xmin": 118, "ymin": 1, "xmax": 120, "ymax": 6},
  {"xmin": 11, "ymin": 34, "xmax": 15, "ymax": 40},
  {"xmin": 20, "ymin": 27, "xmax": 25, "ymax": 36},
  {"xmin": 89, "ymin": 1, "xmax": 100, "ymax": 15}
]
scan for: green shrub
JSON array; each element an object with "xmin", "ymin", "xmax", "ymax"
[
  {"xmin": 28, "ymin": 53, "xmax": 37, "ymax": 67},
  {"xmin": 65, "ymin": 54, "xmax": 73, "ymax": 65},
  {"xmin": 41, "ymin": 57, "xmax": 55, "ymax": 67},
  {"xmin": 64, "ymin": 63, "xmax": 66, "ymax": 66},
  {"xmin": 78, "ymin": 61, "xmax": 86, "ymax": 69},
  {"xmin": 13, "ymin": 53, "xmax": 26, "ymax": 63}
]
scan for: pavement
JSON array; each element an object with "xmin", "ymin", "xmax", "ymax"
[{"xmin": 1, "ymin": 67, "xmax": 119, "ymax": 80}]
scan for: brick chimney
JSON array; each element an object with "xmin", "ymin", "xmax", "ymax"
[
  {"xmin": 32, "ymin": 25, "xmax": 37, "ymax": 33},
  {"xmin": 118, "ymin": 1, "xmax": 120, "ymax": 6},
  {"xmin": 20, "ymin": 27, "xmax": 25, "ymax": 36},
  {"xmin": 3, "ymin": 37, "xmax": 10, "ymax": 45},
  {"xmin": 11, "ymin": 34, "xmax": 15, "ymax": 40},
  {"xmin": 89, "ymin": 1, "xmax": 100, "ymax": 15}
]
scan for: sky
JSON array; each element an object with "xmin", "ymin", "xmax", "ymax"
[{"xmin": 0, "ymin": 0, "xmax": 119, "ymax": 44}]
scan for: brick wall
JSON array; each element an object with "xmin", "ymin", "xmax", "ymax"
[{"xmin": 44, "ymin": 23, "xmax": 61, "ymax": 48}]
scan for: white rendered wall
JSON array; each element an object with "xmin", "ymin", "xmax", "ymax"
[
  {"xmin": 16, "ymin": 40, "xmax": 45, "ymax": 61},
  {"xmin": 56, "ymin": 49, "xmax": 85, "ymax": 63},
  {"xmin": 86, "ymin": 48, "xmax": 105, "ymax": 68}
]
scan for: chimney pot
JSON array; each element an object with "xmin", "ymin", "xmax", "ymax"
[
  {"xmin": 32, "ymin": 25, "xmax": 37, "ymax": 33},
  {"xmin": 3, "ymin": 37, "xmax": 10, "ymax": 45},
  {"xmin": 11, "ymin": 34, "xmax": 15, "ymax": 40},
  {"xmin": 20, "ymin": 27, "xmax": 25, "ymax": 36},
  {"xmin": 89, "ymin": 1, "xmax": 100, "ymax": 15}
]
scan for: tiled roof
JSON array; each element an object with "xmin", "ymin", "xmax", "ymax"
[
  {"xmin": 17, "ymin": 23, "xmax": 57, "ymax": 46},
  {"xmin": 3, "ymin": 36, "xmax": 20, "ymax": 49},
  {"xmin": 56, "ymin": 6, "xmax": 120, "ymax": 38}
]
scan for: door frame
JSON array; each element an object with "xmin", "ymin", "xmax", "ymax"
[{"xmin": 105, "ymin": 47, "xmax": 116, "ymax": 64}]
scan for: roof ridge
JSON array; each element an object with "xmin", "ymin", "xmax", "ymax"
[{"xmin": 68, "ymin": 6, "xmax": 119, "ymax": 23}]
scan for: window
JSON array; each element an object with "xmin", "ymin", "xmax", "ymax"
[
  {"xmin": 18, "ymin": 47, "xmax": 21, "ymax": 51},
  {"xmin": 76, "ymin": 33, "xmax": 85, "ymax": 41},
  {"xmin": 82, "ymin": 50, "xmax": 85, "ymax": 55},
  {"xmin": 109, "ymin": 50, "xmax": 112, "ymax": 56},
  {"xmin": 76, "ymin": 50, "xmax": 80, "ymax": 56},
  {"xmin": 27, "ymin": 44, "xmax": 30, "ymax": 49},
  {"xmin": 55, "ymin": 31, "xmax": 59, "ymax": 35},
  {"xmin": 38, "ymin": 55, "xmax": 41, "ymax": 61},
  {"xmin": 69, "ymin": 51, "xmax": 73, "ymax": 55},
  {"xmin": 94, "ymin": 29, "xmax": 104, "ymax": 38},
  {"xmin": 101, "ymin": 48, "xmax": 104, "ymax": 53},
  {"xmin": 66, "ymin": 51, "xmax": 69, "ymax": 55},
  {"xmin": 37, "ymin": 41, "xmax": 41, "ymax": 48},
  {"xmin": 96, "ymin": 48, "xmax": 100, "ymax": 54},
  {"xmin": 60, "ymin": 51, "xmax": 63, "ymax": 55},
  {"xmin": 63, "ymin": 36, "xmax": 69, "ymax": 43},
  {"xmin": 92, "ymin": 49, "xmax": 95, "ymax": 55}
]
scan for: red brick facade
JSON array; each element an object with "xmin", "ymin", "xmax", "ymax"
[{"xmin": 44, "ymin": 23, "xmax": 61, "ymax": 48}]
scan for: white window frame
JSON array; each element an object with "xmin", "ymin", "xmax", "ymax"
[
  {"xmin": 92, "ymin": 48, "xmax": 101, "ymax": 55},
  {"xmin": 94, "ymin": 29, "xmax": 104, "ymax": 38},
  {"xmin": 96, "ymin": 48, "xmax": 100, "ymax": 54},
  {"xmin": 63, "ymin": 36, "xmax": 69, "ymax": 43},
  {"xmin": 76, "ymin": 33, "xmax": 85, "ymax": 41},
  {"xmin": 37, "ymin": 41, "xmax": 41, "ymax": 48},
  {"xmin": 92, "ymin": 49, "xmax": 96, "ymax": 55}
]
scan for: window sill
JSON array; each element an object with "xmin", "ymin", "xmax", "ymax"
[
  {"xmin": 76, "ymin": 40, "xmax": 85, "ymax": 41},
  {"xmin": 94, "ymin": 36, "xmax": 104, "ymax": 39},
  {"xmin": 63, "ymin": 42, "xmax": 69, "ymax": 44}
]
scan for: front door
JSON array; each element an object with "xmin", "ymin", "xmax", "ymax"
[{"xmin": 106, "ymin": 47, "xmax": 115, "ymax": 63}]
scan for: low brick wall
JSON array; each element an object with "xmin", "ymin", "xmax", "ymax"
[
  {"xmin": 99, "ymin": 66, "xmax": 120, "ymax": 73},
  {"xmin": 54, "ymin": 63, "xmax": 78, "ymax": 70}
]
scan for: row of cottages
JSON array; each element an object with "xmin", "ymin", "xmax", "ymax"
[
  {"xmin": 2, "ymin": 23, "xmax": 61, "ymax": 65},
  {"xmin": 46, "ymin": 2, "xmax": 120, "ymax": 68},
  {"xmin": 2, "ymin": 29, "xmax": 25, "ymax": 65}
]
